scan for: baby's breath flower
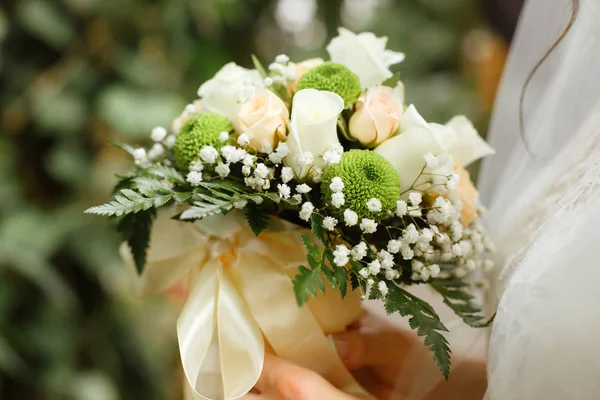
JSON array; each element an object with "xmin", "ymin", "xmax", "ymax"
[
  {"xmin": 378, "ymin": 281, "xmax": 388, "ymax": 296},
  {"xmin": 254, "ymin": 163, "xmax": 269, "ymax": 179},
  {"xmin": 278, "ymin": 183, "xmax": 291, "ymax": 198},
  {"xmin": 333, "ymin": 245, "xmax": 350, "ymax": 267},
  {"xmin": 200, "ymin": 146, "xmax": 219, "ymax": 164},
  {"xmin": 296, "ymin": 184, "xmax": 312, "ymax": 194},
  {"xmin": 242, "ymin": 165, "xmax": 252, "ymax": 176},
  {"xmin": 343, "ymin": 209, "xmax": 358, "ymax": 226},
  {"xmin": 148, "ymin": 143, "xmax": 164, "ymax": 159},
  {"xmin": 367, "ymin": 278, "xmax": 375, "ymax": 286},
  {"xmin": 292, "ymin": 194, "xmax": 302, "ymax": 203},
  {"xmin": 396, "ymin": 200, "xmax": 408, "ymax": 217},
  {"xmin": 164, "ymin": 135, "xmax": 176, "ymax": 149},
  {"xmin": 409, "ymin": 192, "xmax": 422, "ymax": 206},
  {"xmin": 359, "ymin": 218, "xmax": 378, "ymax": 234},
  {"xmin": 263, "ymin": 77, "xmax": 273, "ymax": 86},
  {"xmin": 352, "ymin": 242, "xmax": 368, "ymax": 261},
  {"xmin": 401, "ymin": 243, "xmax": 414, "ymax": 260},
  {"xmin": 408, "ymin": 208, "xmax": 422, "ymax": 218},
  {"xmin": 323, "ymin": 216, "xmax": 338, "ymax": 231},
  {"xmin": 298, "ymin": 151, "xmax": 314, "ymax": 165},
  {"xmin": 446, "ymin": 174, "xmax": 460, "ymax": 191},
  {"xmin": 237, "ymin": 133, "xmax": 250, "ymax": 146},
  {"xmin": 331, "ymin": 192, "xmax": 345, "ymax": 208},
  {"xmin": 423, "ymin": 152, "xmax": 439, "ymax": 168},
  {"xmin": 151, "ymin": 126, "xmax": 168, "ymax": 142},
  {"xmin": 368, "ymin": 260, "xmax": 381, "ymax": 275},
  {"xmin": 243, "ymin": 154, "xmax": 256, "ymax": 166},
  {"xmin": 299, "ymin": 202, "xmax": 314, "ymax": 221},
  {"xmin": 329, "ymin": 177, "xmax": 345, "ymax": 193},
  {"xmin": 219, "ymin": 131, "xmax": 230, "ymax": 142},
  {"xmin": 281, "ymin": 167, "xmax": 294, "ymax": 183},
  {"xmin": 189, "ymin": 160, "xmax": 203, "ymax": 172},
  {"xmin": 133, "ymin": 148, "xmax": 147, "ymax": 163},
  {"xmin": 268, "ymin": 62, "xmax": 286, "ymax": 73},
  {"xmin": 323, "ymin": 150, "xmax": 342, "ymax": 165},
  {"xmin": 379, "ymin": 250, "xmax": 394, "ymax": 269},
  {"xmin": 310, "ymin": 167, "xmax": 323, "ymax": 183},
  {"xmin": 366, "ymin": 198, "xmax": 382, "ymax": 212},
  {"xmin": 275, "ymin": 142, "xmax": 290, "ymax": 157},
  {"xmin": 215, "ymin": 162, "xmax": 230, "ymax": 177},
  {"xmin": 385, "ymin": 269, "xmax": 399, "ymax": 280},
  {"xmin": 387, "ymin": 239, "xmax": 402, "ymax": 254},
  {"xmin": 359, "ymin": 268, "xmax": 370, "ymax": 279},
  {"xmin": 404, "ymin": 224, "xmax": 419, "ymax": 244},
  {"xmin": 186, "ymin": 171, "xmax": 203, "ymax": 186},
  {"xmin": 429, "ymin": 264, "xmax": 441, "ymax": 278},
  {"xmin": 275, "ymin": 54, "xmax": 289, "ymax": 64},
  {"xmin": 185, "ymin": 103, "xmax": 198, "ymax": 115},
  {"xmin": 261, "ymin": 140, "xmax": 274, "ymax": 154},
  {"xmin": 233, "ymin": 199, "xmax": 248, "ymax": 209}
]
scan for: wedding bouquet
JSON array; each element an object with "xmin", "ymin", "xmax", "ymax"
[{"xmin": 87, "ymin": 28, "xmax": 495, "ymax": 398}]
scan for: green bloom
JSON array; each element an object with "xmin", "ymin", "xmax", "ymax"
[
  {"xmin": 174, "ymin": 112, "xmax": 232, "ymax": 169},
  {"xmin": 322, "ymin": 150, "xmax": 400, "ymax": 219},
  {"xmin": 296, "ymin": 62, "xmax": 361, "ymax": 108}
]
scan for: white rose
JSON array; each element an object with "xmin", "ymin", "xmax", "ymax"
[
  {"xmin": 285, "ymin": 89, "xmax": 344, "ymax": 179},
  {"xmin": 446, "ymin": 115, "xmax": 495, "ymax": 167},
  {"xmin": 349, "ymin": 83, "xmax": 404, "ymax": 147},
  {"xmin": 288, "ymin": 58, "xmax": 324, "ymax": 92},
  {"xmin": 197, "ymin": 62, "xmax": 263, "ymax": 121},
  {"xmin": 375, "ymin": 105, "xmax": 456, "ymax": 193},
  {"xmin": 326, "ymin": 28, "xmax": 405, "ymax": 88},
  {"xmin": 234, "ymin": 89, "xmax": 289, "ymax": 150}
]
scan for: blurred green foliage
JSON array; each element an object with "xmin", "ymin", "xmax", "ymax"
[{"xmin": 0, "ymin": 0, "xmax": 485, "ymax": 398}]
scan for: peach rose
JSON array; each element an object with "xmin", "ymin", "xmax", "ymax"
[
  {"xmin": 455, "ymin": 167, "xmax": 479, "ymax": 227},
  {"xmin": 235, "ymin": 89, "xmax": 289, "ymax": 150},
  {"xmin": 288, "ymin": 58, "xmax": 324, "ymax": 92},
  {"xmin": 172, "ymin": 100, "xmax": 202, "ymax": 133},
  {"xmin": 349, "ymin": 84, "xmax": 404, "ymax": 147}
]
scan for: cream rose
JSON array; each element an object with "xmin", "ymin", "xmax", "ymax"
[
  {"xmin": 197, "ymin": 62, "xmax": 263, "ymax": 121},
  {"xmin": 234, "ymin": 90, "xmax": 289, "ymax": 150},
  {"xmin": 326, "ymin": 28, "xmax": 405, "ymax": 88},
  {"xmin": 375, "ymin": 105, "xmax": 456, "ymax": 193},
  {"xmin": 285, "ymin": 89, "xmax": 344, "ymax": 179},
  {"xmin": 455, "ymin": 167, "xmax": 479, "ymax": 227},
  {"xmin": 349, "ymin": 83, "xmax": 404, "ymax": 147},
  {"xmin": 288, "ymin": 58, "xmax": 324, "ymax": 92},
  {"xmin": 446, "ymin": 115, "xmax": 495, "ymax": 168}
]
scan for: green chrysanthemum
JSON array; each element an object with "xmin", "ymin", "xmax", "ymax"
[
  {"xmin": 174, "ymin": 112, "xmax": 232, "ymax": 169},
  {"xmin": 322, "ymin": 150, "xmax": 400, "ymax": 219},
  {"xmin": 296, "ymin": 62, "xmax": 361, "ymax": 108}
]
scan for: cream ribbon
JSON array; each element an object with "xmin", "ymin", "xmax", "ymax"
[{"xmin": 121, "ymin": 211, "xmax": 368, "ymax": 400}]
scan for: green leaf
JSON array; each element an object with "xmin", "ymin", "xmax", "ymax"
[
  {"xmin": 244, "ymin": 204, "xmax": 270, "ymax": 236},
  {"xmin": 292, "ymin": 265, "xmax": 325, "ymax": 306},
  {"xmin": 384, "ymin": 284, "xmax": 451, "ymax": 379},
  {"xmin": 310, "ymin": 213, "xmax": 326, "ymax": 245},
  {"xmin": 117, "ymin": 209, "xmax": 155, "ymax": 274},
  {"xmin": 430, "ymin": 278, "xmax": 492, "ymax": 328},
  {"xmin": 381, "ymin": 72, "xmax": 401, "ymax": 88},
  {"xmin": 85, "ymin": 188, "xmax": 174, "ymax": 216},
  {"xmin": 334, "ymin": 267, "xmax": 348, "ymax": 298},
  {"xmin": 251, "ymin": 54, "xmax": 268, "ymax": 79},
  {"xmin": 145, "ymin": 165, "xmax": 186, "ymax": 184}
]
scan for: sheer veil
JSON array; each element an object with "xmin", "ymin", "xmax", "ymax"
[{"xmin": 377, "ymin": 0, "xmax": 600, "ymax": 398}]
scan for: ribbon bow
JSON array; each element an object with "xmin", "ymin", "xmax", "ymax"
[{"xmin": 122, "ymin": 211, "xmax": 366, "ymax": 400}]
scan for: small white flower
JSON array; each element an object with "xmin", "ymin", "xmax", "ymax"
[
  {"xmin": 275, "ymin": 54, "xmax": 290, "ymax": 64},
  {"xmin": 268, "ymin": 152, "xmax": 283, "ymax": 164},
  {"xmin": 254, "ymin": 163, "xmax": 269, "ymax": 179},
  {"xmin": 352, "ymin": 242, "xmax": 368, "ymax": 261},
  {"xmin": 460, "ymin": 240, "xmax": 473, "ymax": 257},
  {"xmin": 446, "ymin": 174, "xmax": 460, "ymax": 191},
  {"xmin": 200, "ymin": 146, "xmax": 219, "ymax": 164},
  {"xmin": 368, "ymin": 259, "xmax": 381, "ymax": 275},
  {"xmin": 274, "ymin": 142, "xmax": 290, "ymax": 157},
  {"xmin": 420, "ymin": 269, "xmax": 431, "ymax": 281},
  {"xmin": 292, "ymin": 194, "xmax": 302, "ymax": 203},
  {"xmin": 132, "ymin": 148, "xmax": 147, "ymax": 162},
  {"xmin": 378, "ymin": 281, "xmax": 389, "ymax": 296},
  {"xmin": 385, "ymin": 269, "xmax": 399, "ymax": 280},
  {"xmin": 396, "ymin": 200, "xmax": 407, "ymax": 217},
  {"xmin": 323, "ymin": 216, "xmax": 338, "ymax": 231},
  {"xmin": 151, "ymin": 126, "xmax": 168, "ymax": 142},
  {"xmin": 322, "ymin": 150, "xmax": 342, "ymax": 165},
  {"xmin": 409, "ymin": 192, "xmax": 422, "ymax": 206},
  {"xmin": 429, "ymin": 264, "xmax": 441, "ymax": 278},
  {"xmin": 233, "ymin": 199, "xmax": 248, "ymax": 209},
  {"xmin": 367, "ymin": 278, "xmax": 375, "ymax": 286},
  {"xmin": 185, "ymin": 103, "xmax": 197, "ymax": 115},
  {"xmin": 379, "ymin": 250, "xmax": 395, "ymax": 269},
  {"xmin": 219, "ymin": 131, "xmax": 230, "ymax": 142},
  {"xmin": 452, "ymin": 243, "xmax": 463, "ymax": 257},
  {"xmin": 242, "ymin": 165, "xmax": 252, "ymax": 176},
  {"xmin": 243, "ymin": 154, "xmax": 256, "ymax": 166},
  {"xmin": 403, "ymin": 224, "xmax": 419, "ymax": 244},
  {"xmin": 329, "ymin": 177, "xmax": 345, "ymax": 193},
  {"xmin": 420, "ymin": 228, "xmax": 434, "ymax": 243},
  {"xmin": 387, "ymin": 239, "xmax": 402, "ymax": 254},
  {"xmin": 237, "ymin": 133, "xmax": 250, "ymax": 146},
  {"xmin": 298, "ymin": 151, "xmax": 314, "ymax": 165},
  {"xmin": 261, "ymin": 140, "xmax": 274, "ymax": 154},
  {"xmin": 281, "ymin": 167, "xmax": 294, "ymax": 183},
  {"xmin": 261, "ymin": 179, "xmax": 271, "ymax": 190},
  {"xmin": 296, "ymin": 184, "xmax": 312, "ymax": 194},
  {"xmin": 343, "ymin": 209, "xmax": 358, "ymax": 226},
  {"xmin": 299, "ymin": 202, "xmax": 314, "ymax": 221},
  {"xmin": 164, "ymin": 135, "xmax": 176, "ymax": 149},
  {"xmin": 333, "ymin": 245, "xmax": 350, "ymax": 267},
  {"xmin": 278, "ymin": 183, "xmax": 291, "ymax": 198},
  {"xmin": 359, "ymin": 218, "xmax": 378, "ymax": 234},
  {"xmin": 263, "ymin": 77, "xmax": 273, "ymax": 86},
  {"xmin": 366, "ymin": 198, "xmax": 382, "ymax": 212},
  {"xmin": 268, "ymin": 62, "xmax": 285, "ymax": 73},
  {"xmin": 412, "ymin": 260, "xmax": 424, "ymax": 272},
  {"xmin": 331, "ymin": 192, "xmax": 345, "ymax": 208},
  {"xmin": 359, "ymin": 268, "xmax": 370, "ymax": 279},
  {"xmin": 401, "ymin": 243, "xmax": 414, "ymax": 260},
  {"xmin": 311, "ymin": 167, "xmax": 323, "ymax": 183},
  {"xmin": 221, "ymin": 145, "xmax": 246, "ymax": 163},
  {"xmin": 215, "ymin": 162, "xmax": 230, "ymax": 177},
  {"xmin": 189, "ymin": 160, "xmax": 204, "ymax": 172},
  {"xmin": 408, "ymin": 208, "xmax": 422, "ymax": 217},
  {"xmin": 148, "ymin": 143, "xmax": 164, "ymax": 159},
  {"xmin": 186, "ymin": 171, "xmax": 203, "ymax": 186},
  {"xmin": 423, "ymin": 152, "xmax": 440, "ymax": 169}
]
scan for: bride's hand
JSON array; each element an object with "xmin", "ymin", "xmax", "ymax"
[{"xmin": 332, "ymin": 311, "xmax": 417, "ymax": 400}]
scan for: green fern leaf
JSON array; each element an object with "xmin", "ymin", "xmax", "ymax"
[
  {"xmin": 117, "ymin": 209, "xmax": 155, "ymax": 274},
  {"xmin": 430, "ymin": 278, "xmax": 492, "ymax": 328},
  {"xmin": 244, "ymin": 204, "xmax": 270, "ymax": 236},
  {"xmin": 310, "ymin": 213, "xmax": 326, "ymax": 245}
]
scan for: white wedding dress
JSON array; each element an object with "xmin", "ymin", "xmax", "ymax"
[{"xmin": 379, "ymin": 0, "xmax": 600, "ymax": 398}]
